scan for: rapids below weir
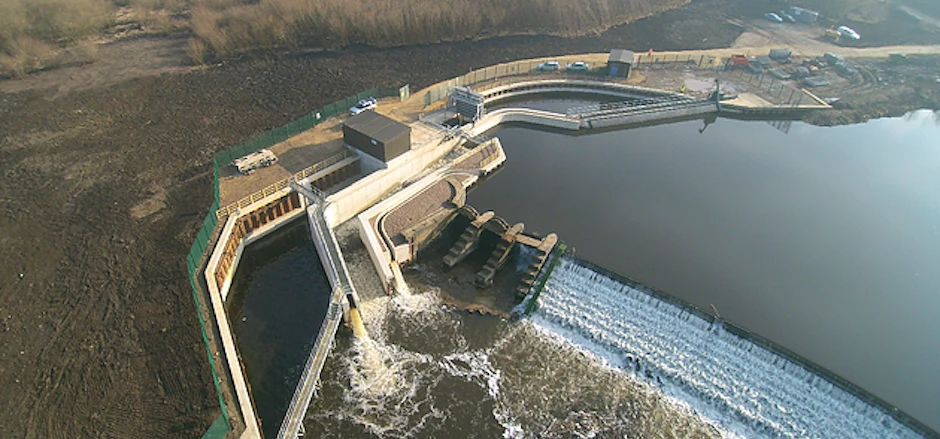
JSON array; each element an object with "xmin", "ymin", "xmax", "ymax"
[
  {"xmin": 533, "ymin": 257, "xmax": 924, "ymax": 439},
  {"xmin": 300, "ymin": 242, "xmax": 723, "ymax": 438}
]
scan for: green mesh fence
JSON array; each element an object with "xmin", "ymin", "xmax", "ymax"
[
  {"xmin": 210, "ymin": 86, "xmax": 399, "ymax": 183},
  {"xmin": 190, "ymin": 86, "xmax": 402, "ymax": 438}
]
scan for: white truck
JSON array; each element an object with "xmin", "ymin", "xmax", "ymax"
[{"xmin": 233, "ymin": 149, "xmax": 278, "ymax": 175}]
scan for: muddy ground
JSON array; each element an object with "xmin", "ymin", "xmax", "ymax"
[{"xmin": 0, "ymin": 0, "xmax": 937, "ymax": 437}]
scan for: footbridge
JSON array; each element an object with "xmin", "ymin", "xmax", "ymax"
[
  {"xmin": 569, "ymin": 97, "xmax": 717, "ymax": 129},
  {"xmin": 276, "ymin": 181, "xmax": 361, "ymax": 439}
]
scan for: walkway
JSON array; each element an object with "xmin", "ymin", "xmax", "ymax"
[{"xmin": 276, "ymin": 182, "xmax": 360, "ymax": 439}]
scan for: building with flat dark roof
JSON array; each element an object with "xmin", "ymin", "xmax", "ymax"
[
  {"xmin": 343, "ymin": 111, "xmax": 411, "ymax": 163},
  {"xmin": 607, "ymin": 49, "xmax": 635, "ymax": 78}
]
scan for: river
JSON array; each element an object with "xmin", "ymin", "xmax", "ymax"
[
  {"xmin": 467, "ymin": 107, "xmax": 940, "ymax": 432},
  {"xmin": 232, "ymin": 106, "xmax": 940, "ymax": 437}
]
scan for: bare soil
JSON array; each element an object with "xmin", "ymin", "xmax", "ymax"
[{"xmin": 0, "ymin": 0, "xmax": 937, "ymax": 436}]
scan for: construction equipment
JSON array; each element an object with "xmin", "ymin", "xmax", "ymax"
[{"xmin": 233, "ymin": 149, "xmax": 278, "ymax": 175}]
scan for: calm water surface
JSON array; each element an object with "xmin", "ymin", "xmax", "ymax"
[
  {"xmin": 228, "ymin": 218, "xmax": 332, "ymax": 438},
  {"xmin": 468, "ymin": 110, "xmax": 940, "ymax": 431}
]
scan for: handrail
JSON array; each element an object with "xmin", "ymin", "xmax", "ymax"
[
  {"xmin": 582, "ymin": 99, "xmax": 714, "ymax": 122},
  {"xmin": 276, "ymin": 283, "xmax": 343, "ymax": 439},
  {"xmin": 277, "ymin": 188, "xmax": 359, "ymax": 439},
  {"xmin": 217, "ymin": 150, "xmax": 355, "ymax": 220}
]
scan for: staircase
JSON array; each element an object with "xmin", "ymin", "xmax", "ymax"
[
  {"xmin": 475, "ymin": 223, "xmax": 524, "ymax": 287},
  {"xmin": 443, "ymin": 211, "xmax": 494, "ymax": 267},
  {"xmin": 515, "ymin": 233, "xmax": 558, "ymax": 301}
]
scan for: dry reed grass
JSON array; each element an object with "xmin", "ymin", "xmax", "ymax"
[
  {"xmin": 188, "ymin": 0, "xmax": 688, "ymax": 61},
  {"xmin": 0, "ymin": 0, "xmax": 112, "ymax": 76},
  {"xmin": 0, "ymin": 0, "xmax": 688, "ymax": 73}
]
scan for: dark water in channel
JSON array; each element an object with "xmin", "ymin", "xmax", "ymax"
[
  {"xmin": 227, "ymin": 218, "xmax": 332, "ymax": 439},
  {"xmin": 467, "ymin": 109, "xmax": 940, "ymax": 431}
]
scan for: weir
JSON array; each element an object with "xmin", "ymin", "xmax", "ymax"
[{"xmin": 531, "ymin": 257, "xmax": 939, "ymax": 439}]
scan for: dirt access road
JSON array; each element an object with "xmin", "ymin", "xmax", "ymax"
[{"xmin": 0, "ymin": 0, "xmax": 937, "ymax": 437}]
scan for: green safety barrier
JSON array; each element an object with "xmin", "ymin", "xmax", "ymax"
[{"xmin": 188, "ymin": 85, "xmax": 403, "ymax": 437}]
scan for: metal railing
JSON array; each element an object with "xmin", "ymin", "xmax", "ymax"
[
  {"xmin": 577, "ymin": 99, "xmax": 714, "ymax": 122},
  {"xmin": 277, "ymin": 186, "xmax": 358, "ymax": 439},
  {"xmin": 276, "ymin": 283, "xmax": 343, "ymax": 439},
  {"xmin": 217, "ymin": 149, "xmax": 355, "ymax": 220},
  {"xmin": 566, "ymin": 95, "xmax": 694, "ymax": 118},
  {"xmin": 187, "ymin": 85, "xmax": 401, "ymax": 439}
]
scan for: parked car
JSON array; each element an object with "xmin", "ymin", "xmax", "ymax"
[
  {"xmin": 349, "ymin": 97, "xmax": 377, "ymax": 115},
  {"xmin": 837, "ymin": 26, "xmax": 860, "ymax": 40},
  {"xmin": 747, "ymin": 62, "xmax": 765, "ymax": 74},
  {"xmin": 778, "ymin": 11, "xmax": 796, "ymax": 22},
  {"xmin": 537, "ymin": 61, "xmax": 560, "ymax": 71},
  {"xmin": 764, "ymin": 12, "xmax": 783, "ymax": 23},
  {"xmin": 566, "ymin": 61, "xmax": 590, "ymax": 71}
]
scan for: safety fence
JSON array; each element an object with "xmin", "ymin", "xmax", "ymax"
[
  {"xmin": 423, "ymin": 59, "xmax": 609, "ymax": 107},
  {"xmin": 423, "ymin": 53, "xmax": 730, "ymax": 108},
  {"xmin": 186, "ymin": 84, "xmax": 403, "ymax": 439}
]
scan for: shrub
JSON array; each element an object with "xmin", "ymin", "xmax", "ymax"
[
  {"xmin": 186, "ymin": 37, "xmax": 207, "ymax": 65},
  {"xmin": 0, "ymin": 36, "xmax": 56, "ymax": 77}
]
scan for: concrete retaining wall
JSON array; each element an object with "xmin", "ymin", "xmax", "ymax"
[
  {"xmin": 323, "ymin": 133, "xmax": 461, "ymax": 228},
  {"xmin": 356, "ymin": 166, "xmax": 452, "ymax": 290},
  {"xmin": 468, "ymin": 108, "xmax": 580, "ymax": 136},
  {"xmin": 481, "ymin": 79, "xmax": 684, "ymax": 105},
  {"xmin": 203, "ymin": 189, "xmax": 312, "ymax": 439}
]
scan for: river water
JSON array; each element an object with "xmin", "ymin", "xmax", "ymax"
[
  {"xmin": 232, "ymin": 106, "xmax": 940, "ymax": 437},
  {"xmin": 467, "ymin": 108, "xmax": 940, "ymax": 432}
]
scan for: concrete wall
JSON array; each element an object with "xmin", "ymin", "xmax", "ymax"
[
  {"xmin": 210, "ymin": 190, "xmax": 306, "ymax": 302},
  {"xmin": 468, "ymin": 107, "xmax": 580, "ymax": 136},
  {"xmin": 356, "ymin": 139, "xmax": 507, "ymax": 292},
  {"xmin": 203, "ymin": 188, "xmax": 311, "ymax": 439},
  {"xmin": 355, "ymin": 165, "xmax": 453, "ymax": 289},
  {"xmin": 323, "ymin": 134, "xmax": 461, "ymax": 228}
]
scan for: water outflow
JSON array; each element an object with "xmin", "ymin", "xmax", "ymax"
[
  {"xmin": 533, "ymin": 258, "xmax": 926, "ymax": 439},
  {"xmin": 349, "ymin": 307, "xmax": 369, "ymax": 339}
]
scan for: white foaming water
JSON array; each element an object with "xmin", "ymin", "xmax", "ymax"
[
  {"xmin": 438, "ymin": 349, "xmax": 525, "ymax": 438},
  {"xmin": 533, "ymin": 258, "xmax": 925, "ymax": 439},
  {"xmin": 329, "ymin": 282, "xmax": 443, "ymax": 437},
  {"xmin": 331, "ymin": 276, "xmax": 526, "ymax": 438}
]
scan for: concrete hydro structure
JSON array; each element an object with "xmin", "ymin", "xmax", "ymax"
[{"xmin": 192, "ymin": 50, "xmax": 842, "ymax": 439}]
